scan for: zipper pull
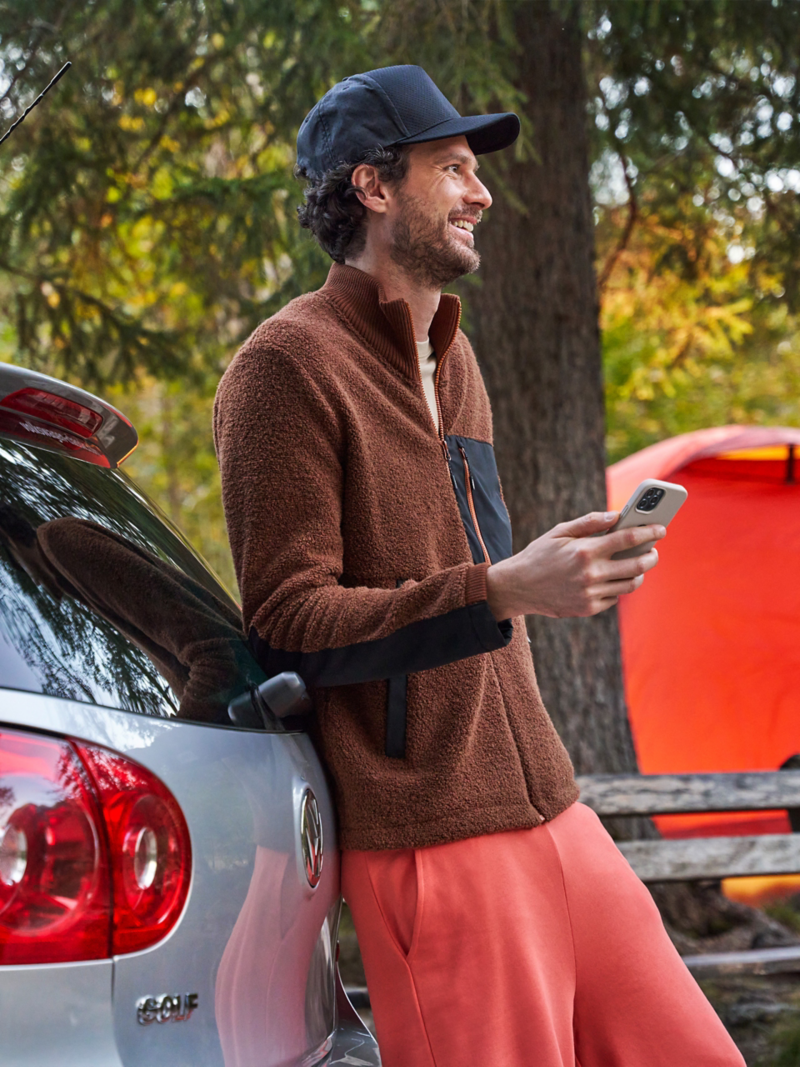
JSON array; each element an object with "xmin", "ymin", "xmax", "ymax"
[
  {"xmin": 441, "ymin": 439, "xmax": 456, "ymax": 489},
  {"xmin": 457, "ymin": 444, "xmax": 476, "ymax": 492}
]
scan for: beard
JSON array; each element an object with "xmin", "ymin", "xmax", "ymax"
[{"xmin": 388, "ymin": 191, "xmax": 481, "ymax": 289}]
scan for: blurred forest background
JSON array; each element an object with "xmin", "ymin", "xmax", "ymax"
[
  {"xmin": 1, "ymin": 0, "xmax": 798, "ymax": 595},
  {"xmin": 4, "ymin": 7, "xmax": 800, "ymax": 1055}
]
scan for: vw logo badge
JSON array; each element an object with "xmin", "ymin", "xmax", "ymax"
[{"xmin": 300, "ymin": 788, "xmax": 324, "ymax": 888}]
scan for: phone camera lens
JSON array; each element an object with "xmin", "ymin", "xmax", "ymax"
[{"xmin": 636, "ymin": 487, "xmax": 665, "ymax": 513}]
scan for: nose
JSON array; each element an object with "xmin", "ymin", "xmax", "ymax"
[{"xmin": 466, "ymin": 171, "xmax": 492, "ymax": 211}]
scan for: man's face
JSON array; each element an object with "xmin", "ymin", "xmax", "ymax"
[{"xmin": 387, "ymin": 136, "xmax": 493, "ymax": 289}]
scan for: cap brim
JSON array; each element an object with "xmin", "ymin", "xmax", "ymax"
[{"xmin": 394, "ymin": 112, "xmax": 520, "ymax": 155}]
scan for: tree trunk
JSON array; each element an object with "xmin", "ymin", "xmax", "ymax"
[{"xmin": 468, "ymin": 0, "xmax": 638, "ymax": 783}]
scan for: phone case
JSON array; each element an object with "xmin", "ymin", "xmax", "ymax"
[{"xmin": 609, "ymin": 478, "xmax": 688, "ymax": 560}]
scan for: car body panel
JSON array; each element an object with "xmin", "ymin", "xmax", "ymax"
[
  {"xmin": 0, "ymin": 426, "xmax": 380, "ymax": 1065},
  {"xmin": 0, "ymin": 689, "xmax": 358, "ymax": 1066},
  {"xmin": 0, "ymin": 959, "xmax": 122, "ymax": 1067}
]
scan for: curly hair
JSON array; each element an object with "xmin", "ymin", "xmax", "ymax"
[{"xmin": 295, "ymin": 145, "xmax": 410, "ymax": 263}]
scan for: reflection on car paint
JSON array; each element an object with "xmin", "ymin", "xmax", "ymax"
[
  {"xmin": 215, "ymin": 850, "xmax": 337, "ymax": 1065},
  {"xmin": 212, "ymin": 749, "xmax": 339, "ymax": 1065},
  {"xmin": 330, "ymin": 1052, "xmax": 379, "ymax": 1067}
]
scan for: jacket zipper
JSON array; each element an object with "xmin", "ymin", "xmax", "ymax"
[
  {"xmin": 409, "ymin": 307, "xmax": 489, "ymax": 563},
  {"xmin": 410, "ymin": 304, "xmax": 460, "ymax": 487},
  {"xmin": 457, "ymin": 444, "xmax": 491, "ymax": 565}
]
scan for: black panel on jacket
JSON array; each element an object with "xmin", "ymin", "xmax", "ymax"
[
  {"xmin": 446, "ymin": 435, "xmax": 514, "ymax": 565},
  {"xmin": 249, "ymin": 603, "xmax": 513, "ymax": 689}
]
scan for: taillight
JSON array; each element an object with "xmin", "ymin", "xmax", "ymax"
[
  {"xmin": 0, "ymin": 731, "xmax": 109, "ymax": 964},
  {"xmin": 0, "ymin": 388, "xmax": 103, "ymax": 438},
  {"xmin": 75, "ymin": 743, "xmax": 192, "ymax": 955},
  {"xmin": 0, "ymin": 728, "xmax": 191, "ymax": 964}
]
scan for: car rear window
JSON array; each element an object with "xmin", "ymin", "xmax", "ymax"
[{"xmin": 0, "ymin": 434, "xmax": 269, "ymax": 724}]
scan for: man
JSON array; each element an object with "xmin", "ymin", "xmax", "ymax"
[{"xmin": 214, "ymin": 65, "xmax": 744, "ymax": 1067}]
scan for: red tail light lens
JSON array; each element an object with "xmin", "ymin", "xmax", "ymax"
[
  {"xmin": 0, "ymin": 728, "xmax": 191, "ymax": 964},
  {"xmin": 0, "ymin": 388, "xmax": 103, "ymax": 439},
  {"xmin": 75, "ymin": 744, "xmax": 192, "ymax": 955},
  {"xmin": 0, "ymin": 731, "xmax": 109, "ymax": 964}
]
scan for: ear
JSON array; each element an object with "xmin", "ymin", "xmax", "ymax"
[{"xmin": 350, "ymin": 163, "xmax": 391, "ymax": 215}]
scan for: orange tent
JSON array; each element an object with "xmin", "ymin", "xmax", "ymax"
[{"xmin": 607, "ymin": 426, "xmax": 800, "ymax": 861}]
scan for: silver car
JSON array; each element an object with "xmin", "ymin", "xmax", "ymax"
[{"xmin": 0, "ymin": 363, "xmax": 380, "ymax": 1067}]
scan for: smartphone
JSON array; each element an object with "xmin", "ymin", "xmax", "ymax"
[{"xmin": 606, "ymin": 478, "xmax": 688, "ymax": 560}]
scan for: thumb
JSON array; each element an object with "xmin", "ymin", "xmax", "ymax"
[{"xmin": 554, "ymin": 511, "xmax": 619, "ymax": 539}]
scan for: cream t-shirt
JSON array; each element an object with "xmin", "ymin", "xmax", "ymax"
[{"xmin": 416, "ymin": 338, "xmax": 439, "ymax": 432}]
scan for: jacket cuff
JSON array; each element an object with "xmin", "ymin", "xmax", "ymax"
[{"xmin": 465, "ymin": 561, "xmax": 490, "ymax": 605}]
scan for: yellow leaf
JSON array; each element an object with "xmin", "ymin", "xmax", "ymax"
[
  {"xmin": 134, "ymin": 87, "xmax": 158, "ymax": 107},
  {"xmin": 119, "ymin": 114, "xmax": 145, "ymax": 132}
]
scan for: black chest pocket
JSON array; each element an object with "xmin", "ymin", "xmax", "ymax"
[{"xmin": 445, "ymin": 435, "xmax": 513, "ymax": 565}]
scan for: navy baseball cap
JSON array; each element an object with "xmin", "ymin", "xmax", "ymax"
[{"xmin": 296, "ymin": 65, "xmax": 520, "ymax": 177}]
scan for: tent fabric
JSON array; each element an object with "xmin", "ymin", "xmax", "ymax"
[{"xmin": 607, "ymin": 426, "xmax": 800, "ymax": 842}]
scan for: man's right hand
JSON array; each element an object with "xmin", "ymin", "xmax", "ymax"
[{"xmin": 485, "ymin": 511, "xmax": 665, "ymax": 621}]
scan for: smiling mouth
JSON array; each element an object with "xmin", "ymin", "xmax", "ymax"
[{"xmin": 450, "ymin": 219, "xmax": 474, "ymax": 233}]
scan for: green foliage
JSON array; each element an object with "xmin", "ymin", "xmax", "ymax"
[
  {"xmin": 107, "ymin": 374, "xmax": 237, "ymax": 595},
  {"xmin": 0, "ymin": 0, "xmax": 525, "ymax": 387},
  {"xmin": 585, "ymin": 0, "xmax": 800, "ymax": 460},
  {"xmin": 0, "ymin": 0, "xmax": 370, "ymax": 384}
]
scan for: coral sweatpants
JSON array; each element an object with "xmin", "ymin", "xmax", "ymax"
[{"xmin": 341, "ymin": 802, "xmax": 745, "ymax": 1067}]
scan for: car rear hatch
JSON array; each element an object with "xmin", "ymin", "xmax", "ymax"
[{"xmin": 0, "ymin": 371, "xmax": 378, "ymax": 1066}]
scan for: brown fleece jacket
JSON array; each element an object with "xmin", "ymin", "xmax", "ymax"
[{"xmin": 214, "ymin": 262, "xmax": 578, "ymax": 850}]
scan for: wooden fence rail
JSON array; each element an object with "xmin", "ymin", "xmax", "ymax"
[
  {"xmin": 576, "ymin": 770, "xmax": 800, "ymax": 818},
  {"xmin": 576, "ymin": 770, "xmax": 800, "ymax": 976}
]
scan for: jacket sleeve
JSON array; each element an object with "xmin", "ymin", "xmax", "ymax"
[{"xmin": 213, "ymin": 334, "xmax": 511, "ymax": 689}]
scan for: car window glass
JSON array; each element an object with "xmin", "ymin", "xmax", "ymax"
[{"xmin": 0, "ymin": 435, "xmax": 275, "ymax": 728}]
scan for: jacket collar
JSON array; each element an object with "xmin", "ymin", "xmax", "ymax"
[{"xmin": 322, "ymin": 262, "xmax": 461, "ymax": 379}]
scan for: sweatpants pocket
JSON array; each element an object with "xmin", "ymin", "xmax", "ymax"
[{"xmin": 365, "ymin": 847, "xmax": 422, "ymax": 960}]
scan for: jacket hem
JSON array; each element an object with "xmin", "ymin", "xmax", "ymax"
[{"xmin": 338, "ymin": 794, "xmax": 578, "ymax": 852}]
